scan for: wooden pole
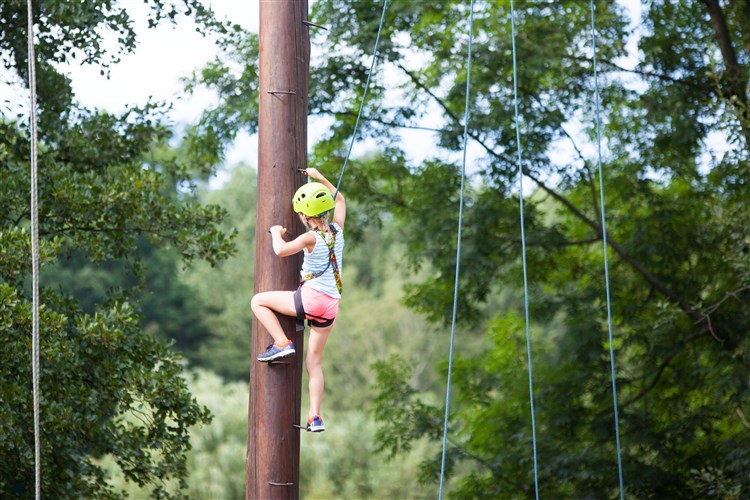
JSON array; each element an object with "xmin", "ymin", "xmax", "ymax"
[{"xmin": 247, "ymin": 0, "xmax": 309, "ymax": 498}]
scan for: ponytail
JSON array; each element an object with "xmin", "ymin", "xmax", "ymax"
[
  {"xmin": 318, "ymin": 212, "xmax": 332, "ymax": 244},
  {"xmin": 303, "ymin": 211, "xmax": 333, "ymax": 243}
]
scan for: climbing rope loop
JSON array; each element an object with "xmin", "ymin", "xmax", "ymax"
[
  {"xmin": 437, "ymin": 1, "xmax": 474, "ymax": 498},
  {"xmin": 26, "ymin": 0, "xmax": 42, "ymax": 499},
  {"xmin": 510, "ymin": 1, "xmax": 540, "ymax": 498},
  {"xmin": 333, "ymin": 0, "xmax": 389, "ymax": 197},
  {"xmin": 589, "ymin": 1, "xmax": 625, "ymax": 498}
]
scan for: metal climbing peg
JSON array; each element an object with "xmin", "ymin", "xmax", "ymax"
[{"xmin": 302, "ymin": 20, "xmax": 327, "ymax": 30}]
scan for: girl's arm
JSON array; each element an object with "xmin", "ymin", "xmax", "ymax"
[
  {"xmin": 270, "ymin": 226, "xmax": 316, "ymax": 257},
  {"xmin": 303, "ymin": 168, "xmax": 346, "ymax": 230}
]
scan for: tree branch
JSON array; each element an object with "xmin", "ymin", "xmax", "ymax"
[
  {"xmin": 622, "ymin": 331, "xmax": 704, "ymax": 407},
  {"xmin": 567, "ymin": 55, "xmax": 709, "ymax": 91},
  {"xmin": 622, "ymin": 285, "xmax": 750, "ymax": 406},
  {"xmin": 697, "ymin": 285, "xmax": 750, "ymax": 345},
  {"xmin": 558, "ymin": 123, "xmax": 600, "ymax": 225},
  {"xmin": 736, "ymin": 407, "xmax": 750, "ymax": 429},
  {"xmin": 729, "ymin": 0, "xmax": 750, "ymax": 61},
  {"xmin": 14, "ymin": 210, "xmax": 31, "ymax": 227},
  {"xmin": 316, "ymin": 107, "xmax": 443, "ymax": 133},
  {"xmin": 701, "ymin": 0, "xmax": 750, "ymax": 149},
  {"xmin": 446, "ymin": 439, "xmax": 529, "ymax": 492},
  {"xmin": 701, "ymin": 285, "xmax": 750, "ymax": 316}
]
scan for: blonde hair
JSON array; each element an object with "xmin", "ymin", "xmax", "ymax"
[{"xmin": 301, "ymin": 211, "xmax": 333, "ymax": 243}]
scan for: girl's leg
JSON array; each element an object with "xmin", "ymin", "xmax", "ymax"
[
  {"xmin": 306, "ymin": 323, "xmax": 333, "ymax": 419},
  {"xmin": 251, "ymin": 291, "xmax": 297, "ymax": 345}
]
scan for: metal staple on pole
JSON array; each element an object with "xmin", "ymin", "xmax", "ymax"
[
  {"xmin": 302, "ymin": 20, "xmax": 327, "ymax": 30},
  {"xmin": 26, "ymin": 0, "xmax": 42, "ymax": 498}
]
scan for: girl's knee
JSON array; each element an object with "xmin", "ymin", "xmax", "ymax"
[
  {"xmin": 251, "ymin": 292, "xmax": 267, "ymax": 310},
  {"xmin": 306, "ymin": 352, "xmax": 323, "ymax": 368}
]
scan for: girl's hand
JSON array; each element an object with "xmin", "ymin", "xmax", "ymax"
[
  {"xmin": 301, "ymin": 167, "xmax": 322, "ymax": 181},
  {"xmin": 270, "ymin": 225, "xmax": 287, "ymax": 236}
]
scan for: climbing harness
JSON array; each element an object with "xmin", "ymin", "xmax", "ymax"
[
  {"xmin": 293, "ymin": 287, "xmax": 334, "ymax": 328},
  {"xmin": 590, "ymin": 1, "xmax": 625, "ymax": 497},
  {"xmin": 300, "ymin": 227, "xmax": 342, "ymax": 294},
  {"xmin": 437, "ymin": 1, "xmax": 474, "ymax": 498},
  {"xmin": 296, "ymin": 226, "xmax": 342, "ymax": 328}
]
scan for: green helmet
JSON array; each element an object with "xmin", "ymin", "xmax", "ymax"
[{"xmin": 293, "ymin": 182, "xmax": 335, "ymax": 217}]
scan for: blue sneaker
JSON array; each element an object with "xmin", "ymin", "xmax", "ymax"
[
  {"xmin": 257, "ymin": 341, "xmax": 295, "ymax": 362},
  {"xmin": 307, "ymin": 415, "xmax": 325, "ymax": 432}
]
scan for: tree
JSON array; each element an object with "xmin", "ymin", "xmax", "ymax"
[
  {"xmin": 0, "ymin": 2, "xmax": 237, "ymax": 497},
  {"xmin": 180, "ymin": 0, "xmax": 750, "ymax": 496}
]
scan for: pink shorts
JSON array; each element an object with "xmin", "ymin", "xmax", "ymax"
[{"xmin": 289, "ymin": 285, "xmax": 339, "ymax": 325}]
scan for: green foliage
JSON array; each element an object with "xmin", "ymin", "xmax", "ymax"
[
  {"xmin": 104, "ymin": 369, "xmax": 248, "ymax": 498},
  {"xmin": 180, "ymin": 164, "xmax": 258, "ymax": 379},
  {"xmin": 372, "ymin": 313, "xmax": 544, "ymax": 495},
  {"xmin": 181, "ymin": 370, "xmax": 248, "ymax": 499},
  {"xmin": 43, "ymin": 242, "xmax": 216, "ymax": 356},
  {"xmin": 300, "ymin": 410, "xmax": 436, "ymax": 499},
  {"xmin": 0, "ymin": 285, "xmax": 212, "ymax": 498},
  {"xmin": 372, "ymin": 355, "xmax": 443, "ymax": 459}
]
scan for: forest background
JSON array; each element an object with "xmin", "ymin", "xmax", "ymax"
[{"xmin": 2, "ymin": 0, "xmax": 749, "ymax": 498}]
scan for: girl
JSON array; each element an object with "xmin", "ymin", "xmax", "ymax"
[{"xmin": 251, "ymin": 168, "xmax": 345, "ymax": 433}]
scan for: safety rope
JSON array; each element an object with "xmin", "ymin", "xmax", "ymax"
[
  {"xmin": 437, "ymin": 1, "xmax": 474, "ymax": 498},
  {"xmin": 510, "ymin": 1, "xmax": 540, "ymax": 498},
  {"xmin": 26, "ymin": 1, "xmax": 41, "ymax": 498},
  {"xmin": 590, "ymin": 2, "xmax": 624, "ymax": 497},
  {"xmin": 332, "ymin": 0, "xmax": 388, "ymax": 198}
]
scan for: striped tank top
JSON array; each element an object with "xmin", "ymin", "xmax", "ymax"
[{"xmin": 300, "ymin": 222, "xmax": 344, "ymax": 298}]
